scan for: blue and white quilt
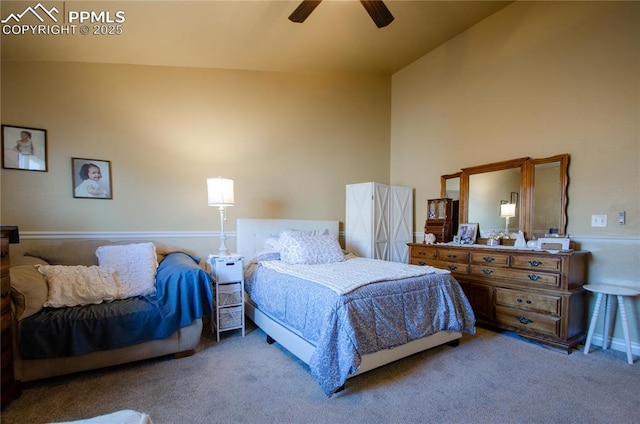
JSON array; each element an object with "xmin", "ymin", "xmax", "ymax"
[{"xmin": 246, "ymin": 255, "xmax": 476, "ymax": 396}]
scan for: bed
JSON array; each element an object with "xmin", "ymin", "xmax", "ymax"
[{"xmin": 237, "ymin": 219, "xmax": 475, "ymax": 396}]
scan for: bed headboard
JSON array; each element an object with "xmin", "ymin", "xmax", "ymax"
[{"xmin": 236, "ymin": 219, "xmax": 339, "ymax": 260}]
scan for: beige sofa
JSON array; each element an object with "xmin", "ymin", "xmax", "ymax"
[{"xmin": 10, "ymin": 240, "xmax": 209, "ymax": 382}]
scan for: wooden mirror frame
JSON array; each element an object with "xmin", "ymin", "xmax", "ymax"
[{"xmin": 441, "ymin": 154, "xmax": 569, "ymax": 239}]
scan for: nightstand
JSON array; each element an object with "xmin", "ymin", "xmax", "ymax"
[{"xmin": 207, "ymin": 254, "xmax": 245, "ymax": 342}]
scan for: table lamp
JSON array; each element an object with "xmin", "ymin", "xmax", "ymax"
[
  {"xmin": 500, "ymin": 203, "xmax": 516, "ymax": 234},
  {"xmin": 207, "ymin": 177, "xmax": 234, "ymax": 255}
]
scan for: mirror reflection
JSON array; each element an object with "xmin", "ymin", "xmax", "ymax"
[
  {"xmin": 468, "ymin": 168, "xmax": 520, "ymax": 235},
  {"xmin": 441, "ymin": 154, "xmax": 569, "ymax": 242},
  {"xmin": 531, "ymin": 157, "xmax": 567, "ymax": 238}
]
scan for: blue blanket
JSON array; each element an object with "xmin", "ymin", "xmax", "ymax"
[
  {"xmin": 246, "ymin": 261, "xmax": 476, "ymax": 396},
  {"xmin": 19, "ymin": 252, "xmax": 213, "ymax": 359}
]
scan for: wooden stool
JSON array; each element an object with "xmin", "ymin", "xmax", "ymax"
[{"xmin": 583, "ymin": 284, "xmax": 640, "ymax": 364}]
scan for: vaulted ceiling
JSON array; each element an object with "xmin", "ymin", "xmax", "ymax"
[{"xmin": 1, "ymin": 1, "xmax": 512, "ymax": 74}]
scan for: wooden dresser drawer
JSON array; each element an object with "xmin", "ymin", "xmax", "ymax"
[
  {"xmin": 470, "ymin": 265, "xmax": 561, "ymax": 288},
  {"xmin": 410, "ymin": 258, "xmax": 469, "ymax": 275},
  {"xmin": 410, "ymin": 246, "xmax": 437, "ymax": 261},
  {"xmin": 495, "ymin": 305, "xmax": 561, "ymax": 338},
  {"xmin": 430, "ymin": 260, "xmax": 469, "ymax": 275},
  {"xmin": 470, "ymin": 252, "xmax": 510, "ymax": 267},
  {"xmin": 495, "ymin": 287, "xmax": 561, "ymax": 315},
  {"xmin": 511, "ymin": 255, "xmax": 561, "ymax": 272},
  {"xmin": 437, "ymin": 249, "xmax": 469, "ymax": 263}
]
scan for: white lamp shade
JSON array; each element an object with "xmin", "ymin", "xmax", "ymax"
[
  {"xmin": 207, "ymin": 177, "xmax": 235, "ymax": 206},
  {"xmin": 500, "ymin": 203, "xmax": 516, "ymax": 218}
]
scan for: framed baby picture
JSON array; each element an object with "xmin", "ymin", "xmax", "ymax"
[
  {"xmin": 72, "ymin": 158, "xmax": 113, "ymax": 199},
  {"xmin": 1, "ymin": 125, "xmax": 48, "ymax": 171}
]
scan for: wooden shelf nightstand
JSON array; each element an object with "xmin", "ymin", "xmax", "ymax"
[{"xmin": 207, "ymin": 254, "xmax": 245, "ymax": 342}]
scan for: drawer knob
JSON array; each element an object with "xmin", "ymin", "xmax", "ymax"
[
  {"xmin": 517, "ymin": 298, "xmax": 533, "ymax": 304},
  {"xmin": 528, "ymin": 260, "xmax": 542, "ymax": 267},
  {"xmin": 527, "ymin": 274, "xmax": 541, "ymax": 281},
  {"xmin": 517, "ymin": 298, "xmax": 523, "ymax": 302},
  {"xmin": 482, "ymin": 269, "xmax": 493, "ymax": 275},
  {"xmin": 447, "ymin": 254, "xmax": 457, "ymax": 259},
  {"xmin": 516, "ymin": 316, "xmax": 533, "ymax": 325},
  {"xmin": 418, "ymin": 261, "xmax": 426, "ymax": 266},
  {"xmin": 482, "ymin": 257, "xmax": 495, "ymax": 263},
  {"xmin": 0, "ymin": 251, "xmax": 7, "ymax": 258},
  {"xmin": 447, "ymin": 265, "xmax": 457, "ymax": 271}
]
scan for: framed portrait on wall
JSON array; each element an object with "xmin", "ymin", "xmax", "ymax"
[
  {"xmin": 457, "ymin": 223, "xmax": 478, "ymax": 245},
  {"xmin": 72, "ymin": 158, "xmax": 113, "ymax": 199},
  {"xmin": 1, "ymin": 125, "xmax": 48, "ymax": 171}
]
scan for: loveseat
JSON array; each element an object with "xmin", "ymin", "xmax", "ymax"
[{"xmin": 10, "ymin": 240, "xmax": 213, "ymax": 382}]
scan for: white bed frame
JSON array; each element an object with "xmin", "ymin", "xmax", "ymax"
[{"xmin": 236, "ymin": 219, "xmax": 461, "ymax": 380}]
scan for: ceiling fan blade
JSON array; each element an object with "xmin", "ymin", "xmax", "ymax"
[
  {"xmin": 288, "ymin": 0, "xmax": 323, "ymax": 23},
  {"xmin": 360, "ymin": 0, "xmax": 394, "ymax": 28}
]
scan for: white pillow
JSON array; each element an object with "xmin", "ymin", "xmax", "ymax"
[
  {"xmin": 264, "ymin": 236, "xmax": 281, "ymax": 252},
  {"xmin": 279, "ymin": 233, "xmax": 344, "ymax": 265},
  {"xmin": 96, "ymin": 242, "xmax": 158, "ymax": 299},
  {"xmin": 37, "ymin": 265, "xmax": 120, "ymax": 308}
]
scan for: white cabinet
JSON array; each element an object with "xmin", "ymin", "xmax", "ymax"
[
  {"xmin": 345, "ymin": 182, "xmax": 413, "ymax": 263},
  {"xmin": 207, "ymin": 254, "xmax": 245, "ymax": 342}
]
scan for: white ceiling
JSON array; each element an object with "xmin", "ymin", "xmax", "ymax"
[{"xmin": 1, "ymin": 0, "xmax": 512, "ymax": 74}]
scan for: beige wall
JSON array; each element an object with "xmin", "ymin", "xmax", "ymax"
[
  {"xmin": 1, "ymin": 62, "xmax": 391, "ymax": 254},
  {"xmin": 391, "ymin": 1, "xmax": 639, "ymax": 345}
]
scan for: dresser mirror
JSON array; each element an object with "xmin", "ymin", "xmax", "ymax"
[{"xmin": 441, "ymin": 154, "xmax": 569, "ymax": 239}]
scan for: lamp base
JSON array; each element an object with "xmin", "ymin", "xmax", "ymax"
[{"xmin": 217, "ymin": 206, "xmax": 229, "ymax": 255}]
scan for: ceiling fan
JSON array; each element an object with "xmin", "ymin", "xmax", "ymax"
[{"xmin": 288, "ymin": 0, "xmax": 394, "ymax": 28}]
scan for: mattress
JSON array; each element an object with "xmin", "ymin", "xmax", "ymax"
[{"xmin": 245, "ymin": 255, "xmax": 476, "ymax": 396}]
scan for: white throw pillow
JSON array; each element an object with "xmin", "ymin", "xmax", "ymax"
[
  {"xmin": 279, "ymin": 233, "xmax": 344, "ymax": 265},
  {"xmin": 96, "ymin": 242, "xmax": 158, "ymax": 299},
  {"xmin": 37, "ymin": 265, "xmax": 120, "ymax": 308}
]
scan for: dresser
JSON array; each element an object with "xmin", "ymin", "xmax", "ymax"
[
  {"xmin": 408, "ymin": 243, "xmax": 588, "ymax": 352},
  {"xmin": 1, "ymin": 226, "xmax": 21, "ymax": 407}
]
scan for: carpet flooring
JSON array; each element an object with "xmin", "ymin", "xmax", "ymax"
[{"xmin": 2, "ymin": 323, "xmax": 638, "ymax": 424}]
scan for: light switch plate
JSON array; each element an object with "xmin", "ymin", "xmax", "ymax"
[{"xmin": 591, "ymin": 215, "xmax": 607, "ymax": 227}]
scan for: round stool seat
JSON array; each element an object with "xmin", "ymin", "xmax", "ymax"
[
  {"xmin": 583, "ymin": 284, "xmax": 639, "ymax": 364},
  {"xmin": 584, "ymin": 284, "xmax": 640, "ymax": 297}
]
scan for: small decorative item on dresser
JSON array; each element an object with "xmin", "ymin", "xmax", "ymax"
[
  {"xmin": 207, "ymin": 254, "xmax": 245, "ymax": 342},
  {"xmin": 486, "ymin": 236, "xmax": 501, "ymax": 246},
  {"xmin": 537, "ymin": 237, "xmax": 570, "ymax": 251},
  {"xmin": 424, "ymin": 233, "xmax": 436, "ymax": 245}
]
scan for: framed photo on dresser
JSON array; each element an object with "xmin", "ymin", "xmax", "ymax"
[{"xmin": 457, "ymin": 223, "xmax": 478, "ymax": 245}]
